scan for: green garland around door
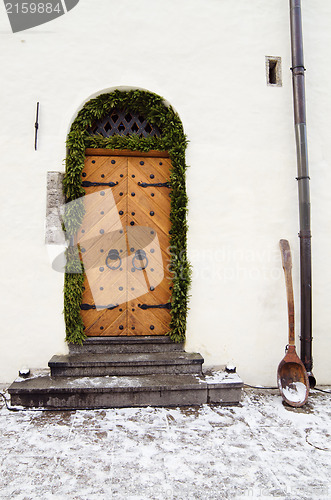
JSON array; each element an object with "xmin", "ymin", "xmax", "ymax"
[{"xmin": 63, "ymin": 89, "xmax": 191, "ymax": 344}]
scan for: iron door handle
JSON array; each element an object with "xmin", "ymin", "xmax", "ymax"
[
  {"xmin": 105, "ymin": 249, "xmax": 122, "ymax": 270},
  {"xmin": 132, "ymin": 249, "xmax": 148, "ymax": 270}
]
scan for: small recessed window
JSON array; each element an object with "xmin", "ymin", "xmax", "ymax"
[{"xmin": 266, "ymin": 56, "xmax": 282, "ymax": 87}]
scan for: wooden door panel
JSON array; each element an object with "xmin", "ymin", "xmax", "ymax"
[
  {"xmin": 128, "ymin": 196, "xmax": 171, "ymax": 234},
  {"xmin": 130, "ymin": 290, "xmax": 172, "ymax": 321},
  {"xmin": 83, "ymin": 155, "xmax": 127, "ymax": 179},
  {"xmin": 83, "ymin": 308, "xmax": 128, "ymax": 336},
  {"xmin": 127, "ymin": 304, "xmax": 171, "ymax": 336},
  {"xmin": 126, "ymin": 157, "xmax": 172, "ymax": 335},
  {"xmin": 80, "ymin": 155, "xmax": 128, "ymax": 336},
  {"xmin": 81, "ymin": 197, "xmax": 126, "ymax": 235},
  {"xmin": 127, "ymin": 162, "xmax": 171, "ymax": 218},
  {"xmin": 128, "ymin": 203, "xmax": 171, "ymax": 253},
  {"xmin": 83, "ymin": 156, "xmax": 112, "ymax": 181},
  {"xmin": 129, "ymin": 157, "xmax": 171, "ymax": 182},
  {"xmin": 79, "ymin": 153, "xmax": 172, "ymax": 336},
  {"xmin": 81, "ymin": 229, "xmax": 125, "ymax": 273},
  {"xmin": 125, "ymin": 232, "xmax": 172, "ymax": 306}
]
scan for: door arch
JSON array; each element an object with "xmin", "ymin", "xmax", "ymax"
[{"xmin": 63, "ymin": 89, "xmax": 190, "ymax": 343}]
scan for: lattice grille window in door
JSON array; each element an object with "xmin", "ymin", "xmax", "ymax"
[{"xmin": 88, "ymin": 110, "xmax": 161, "ymax": 138}]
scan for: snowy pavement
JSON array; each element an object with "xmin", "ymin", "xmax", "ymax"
[{"xmin": 0, "ymin": 387, "xmax": 330, "ymax": 500}]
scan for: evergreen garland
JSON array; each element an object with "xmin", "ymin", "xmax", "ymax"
[{"xmin": 63, "ymin": 89, "xmax": 191, "ymax": 343}]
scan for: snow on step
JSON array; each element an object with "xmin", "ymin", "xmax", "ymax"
[{"xmin": 48, "ymin": 352, "xmax": 204, "ymax": 377}]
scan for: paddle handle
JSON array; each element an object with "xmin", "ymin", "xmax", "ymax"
[{"xmin": 279, "ymin": 239, "xmax": 295, "ymax": 346}]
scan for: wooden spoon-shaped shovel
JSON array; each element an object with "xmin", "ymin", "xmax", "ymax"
[{"xmin": 277, "ymin": 239, "xmax": 309, "ymax": 407}]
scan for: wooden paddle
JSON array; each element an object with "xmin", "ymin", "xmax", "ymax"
[{"xmin": 277, "ymin": 239, "xmax": 309, "ymax": 407}]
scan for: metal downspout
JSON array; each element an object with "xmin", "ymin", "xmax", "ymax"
[{"xmin": 289, "ymin": 0, "xmax": 315, "ymax": 387}]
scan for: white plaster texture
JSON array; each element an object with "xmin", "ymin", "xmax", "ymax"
[{"xmin": 0, "ymin": 0, "xmax": 330, "ymax": 385}]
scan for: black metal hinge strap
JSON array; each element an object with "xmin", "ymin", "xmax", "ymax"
[
  {"xmin": 82, "ymin": 181, "xmax": 119, "ymax": 187},
  {"xmin": 138, "ymin": 303, "xmax": 171, "ymax": 310},
  {"xmin": 138, "ymin": 182, "xmax": 170, "ymax": 188},
  {"xmin": 80, "ymin": 303, "xmax": 119, "ymax": 310}
]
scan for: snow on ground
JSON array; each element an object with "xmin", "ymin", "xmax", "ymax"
[{"xmin": 0, "ymin": 387, "xmax": 330, "ymax": 500}]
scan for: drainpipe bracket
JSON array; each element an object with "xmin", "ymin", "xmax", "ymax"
[{"xmin": 298, "ymin": 230, "xmax": 312, "ymax": 239}]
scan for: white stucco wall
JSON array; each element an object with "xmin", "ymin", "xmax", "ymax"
[{"xmin": 0, "ymin": 0, "xmax": 330, "ymax": 385}]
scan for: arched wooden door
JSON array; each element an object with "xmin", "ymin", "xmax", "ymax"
[{"xmin": 78, "ymin": 149, "xmax": 172, "ymax": 336}]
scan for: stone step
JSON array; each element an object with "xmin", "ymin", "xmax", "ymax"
[
  {"xmin": 8, "ymin": 371, "xmax": 243, "ymax": 409},
  {"xmin": 68, "ymin": 336, "xmax": 185, "ymax": 355},
  {"xmin": 48, "ymin": 352, "xmax": 203, "ymax": 377}
]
